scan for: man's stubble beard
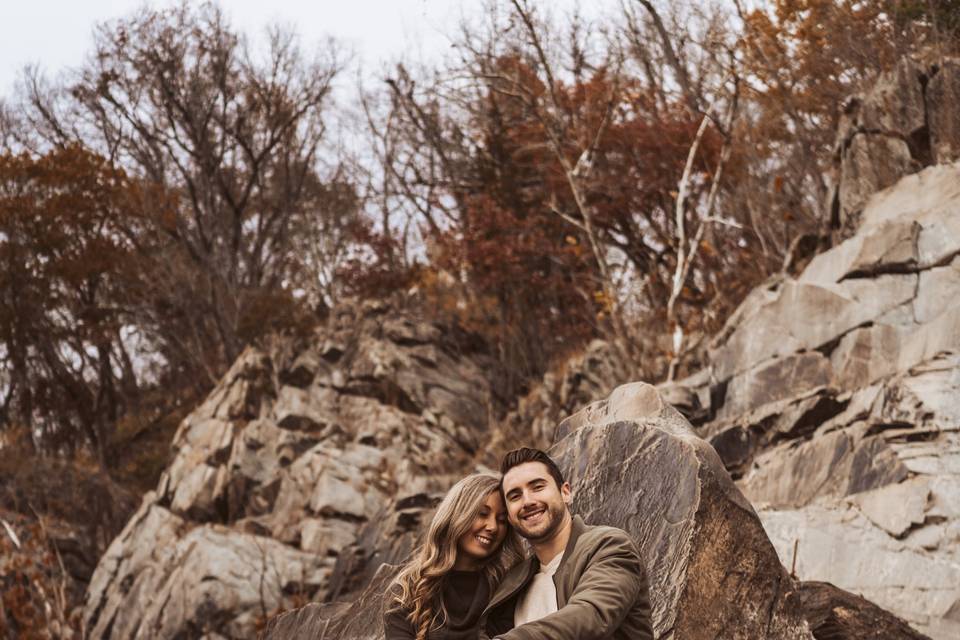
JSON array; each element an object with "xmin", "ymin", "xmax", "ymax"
[{"xmin": 516, "ymin": 500, "xmax": 568, "ymax": 542}]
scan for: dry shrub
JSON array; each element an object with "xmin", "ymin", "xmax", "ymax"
[{"xmin": 0, "ymin": 511, "xmax": 81, "ymax": 639}]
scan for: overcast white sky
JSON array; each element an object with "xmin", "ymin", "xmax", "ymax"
[
  {"xmin": 0, "ymin": 0, "xmax": 470, "ymax": 95},
  {"xmin": 1, "ymin": 0, "xmax": 615, "ymax": 97}
]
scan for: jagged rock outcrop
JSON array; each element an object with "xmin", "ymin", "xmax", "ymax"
[
  {"xmin": 666, "ymin": 161, "xmax": 960, "ymax": 639},
  {"xmin": 263, "ymin": 383, "xmax": 926, "ymax": 640},
  {"xmin": 489, "ymin": 339, "xmax": 631, "ymax": 452},
  {"xmin": 831, "ymin": 57, "xmax": 960, "ymax": 237},
  {"xmin": 82, "ymin": 301, "xmax": 500, "ymax": 639}
]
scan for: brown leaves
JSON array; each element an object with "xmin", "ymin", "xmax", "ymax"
[{"xmin": 0, "ymin": 146, "xmax": 146, "ymax": 462}]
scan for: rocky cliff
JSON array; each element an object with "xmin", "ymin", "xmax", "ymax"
[
  {"xmin": 82, "ymin": 302, "xmax": 503, "ymax": 638},
  {"xmin": 680, "ymin": 160, "xmax": 960, "ymax": 640},
  {"xmin": 82, "ymin": 58, "xmax": 960, "ymax": 640},
  {"xmin": 662, "ymin": 58, "xmax": 960, "ymax": 640}
]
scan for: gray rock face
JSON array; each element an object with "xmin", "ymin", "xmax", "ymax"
[
  {"xmin": 664, "ymin": 162, "xmax": 960, "ymax": 638},
  {"xmin": 928, "ymin": 59, "xmax": 960, "ymax": 164},
  {"xmin": 492, "ymin": 339, "xmax": 632, "ymax": 452},
  {"xmin": 86, "ymin": 501, "xmax": 331, "ymax": 639},
  {"xmin": 832, "ymin": 57, "xmax": 960, "ymax": 236},
  {"xmin": 83, "ymin": 301, "xmax": 498, "ymax": 639}
]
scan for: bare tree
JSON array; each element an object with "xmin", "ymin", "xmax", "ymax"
[{"xmin": 16, "ymin": 2, "xmax": 345, "ymax": 381}]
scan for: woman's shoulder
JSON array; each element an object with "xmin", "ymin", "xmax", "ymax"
[{"xmin": 382, "ymin": 597, "xmax": 416, "ymax": 639}]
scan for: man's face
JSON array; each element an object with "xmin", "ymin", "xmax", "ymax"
[{"xmin": 501, "ymin": 461, "xmax": 571, "ymax": 541}]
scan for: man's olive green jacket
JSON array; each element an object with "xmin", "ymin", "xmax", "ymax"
[{"xmin": 482, "ymin": 515, "xmax": 654, "ymax": 640}]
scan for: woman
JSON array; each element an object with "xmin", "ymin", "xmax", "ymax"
[{"xmin": 384, "ymin": 474, "xmax": 522, "ymax": 640}]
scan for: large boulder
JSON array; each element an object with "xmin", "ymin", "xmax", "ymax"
[{"xmin": 552, "ymin": 383, "xmax": 812, "ymax": 639}]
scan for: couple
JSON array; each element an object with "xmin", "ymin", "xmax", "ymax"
[{"xmin": 384, "ymin": 447, "xmax": 653, "ymax": 639}]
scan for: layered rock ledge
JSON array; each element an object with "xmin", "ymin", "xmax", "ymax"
[{"xmin": 665, "ymin": 162, "xmax": 960, "ymax": 639}]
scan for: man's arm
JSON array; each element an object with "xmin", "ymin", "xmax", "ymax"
[{"xmin": 494, "ymin": 533, "xmax": 652, "ymax": 640}]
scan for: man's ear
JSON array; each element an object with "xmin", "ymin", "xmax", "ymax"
[{"xmin": 560, "ymin": 482, "xmax": 572, "ymax": 505}]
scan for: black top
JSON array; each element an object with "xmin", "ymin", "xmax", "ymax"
[{"xmin": 384, "ymin": 570, "xmax": 491, "ymax": 640}]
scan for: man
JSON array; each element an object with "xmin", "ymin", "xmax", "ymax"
[{"xmin": 483, "ymin": 448, "xmax": 653, "ymax": 640}]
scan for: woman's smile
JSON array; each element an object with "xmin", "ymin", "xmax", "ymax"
[{"xmin": 456, "ymin": 491, "xmax": 509, "ymax": 569}]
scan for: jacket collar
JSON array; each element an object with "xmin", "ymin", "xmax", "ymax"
[
  {"xmin": 483, "ymin": 512, "xmax": 585, "ymax": 613},
  {"xmin": 484, "ymin": 554, "xmax": 537, "ymax": 613},
  {"xmin": 553, "ymin": 514, "xmax": 586, "ymax": 607}
]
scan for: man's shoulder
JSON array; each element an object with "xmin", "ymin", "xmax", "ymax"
[
  {"xmin": 570, "ymin": 521, "xmax": 643, "ymax": 565},
  {"xmin": 577, "ymin": 522, "xmax": 636, "ymax": 548}
]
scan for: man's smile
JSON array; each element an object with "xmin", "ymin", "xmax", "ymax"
[{"xmin": 520, "ymin": 506, "xmax": 547, "ymax": 524}]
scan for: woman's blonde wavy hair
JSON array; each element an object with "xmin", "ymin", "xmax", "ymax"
[{"xmin": 388, "ymin": 473, "xmax": 523, "ymax": 640}]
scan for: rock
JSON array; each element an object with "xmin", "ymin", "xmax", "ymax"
[
  {"xmin": 859, "ymin": 58, "xmax": 928, "ymax": 135},
  {"xmin": 801, "ymin": 220, "xmax": 920, "ymax": 285},
  {"xmin": 258, "ymin": 603, "xmax": 340, "ymax": 640},
  {"xmin": 90, "ymin": 59, "xmax": 960, "ymax": 637},
  {"xmin": 260, "ymin": 565, "xmax": 399, "ymax": 640},
  {"xmin": 829, "ymin": 58, "xmax": 960, "ymax": 237},
  {"xmin": 717, "ymin": 352, "xmax": 834, "ymax": 420},
  {"xmin": 549, "ymin": 384, "xmax": 814, "ymax": 639},
  {"xmin": 493, "ymin": 339, "xmax": 632, "ymax": 452},
  {"xmin": 838, "ymin": 133, "xmax": 918, "ymax": 231},
  {"xmin": 740, "ymin": 425, "xmax": 908, "ymax": 508},
  {"xmin": 709, "ymin": 277, "xmax": 914, "ymax": 383},
  {"xmin": 914, "ymin": 256, "xmax": 960, "ymax": 324},
  {"xmin": 267, "ymin": 383, "xmax": 930, "ymax": 639},
  {"xmin": 761, "ymin": 503, "xmax": 960, "ymax": 639},
  {"xmin": 830, "ymin": 324, "xmax": 904, "ymax": 390},
  {"xmin": 797, "ymin": 582, "xmax": 931, "ymax": 640},
  {"xmin": 897, "ymin": 308, "xmax": 960, "ymax": 372},
  {"xmin": 300, "ymin": 517, "xmax": 357, "ymax": 557},
  {"xmin": 168, "ymin": 462, "xmax": 228, "ymax": 519},
  {"xmin": 279, "ymin": 350, "xmax": 322, "ymax": 388},
  {"xmin": 324, "ymin": 493, "xmax": 441, "ymax": 602},
  {"xmin": 656, "ymin": 380, "xmax": 704, "ymax": 421},
  {"xmin": 707, "ymin": 424, "xmax": 755, "ymax": 475},
  {"xmin": 851, "ymin": 477, "xmax": 930, "ymax": 537},
  {"xmin": 858, "ymin": 164, "xmax": 960, "ymax": 268},
  {"xmin": 272, "ymin": 386, "xmax": 332, "ymax": 433},
  {"xmin": 928, "ymin": 59, "xmax": 960, "ymax": 164},
  {"xmin": 694, "ymin": 154, "xmax": 960, "ymax": 634},
  {"xmin": 84, "ymin": 502, "xmax": 332, "ymax": 639},
  {"xmin": 693, "ymin": 388, "xmax": 854, "ymax": 479},
  {"xmin": 878, "ymin": 354, "xmax": 960, "ymax": 432}
]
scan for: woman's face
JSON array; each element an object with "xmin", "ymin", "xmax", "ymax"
[{"xmin": 455, "ymin": 491, "xmax": 509, "ymax": 569}]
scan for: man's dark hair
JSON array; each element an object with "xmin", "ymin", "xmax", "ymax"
[{"xmin": 500, "ymin": 447, "xmax": 565, "ymax": 489}]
